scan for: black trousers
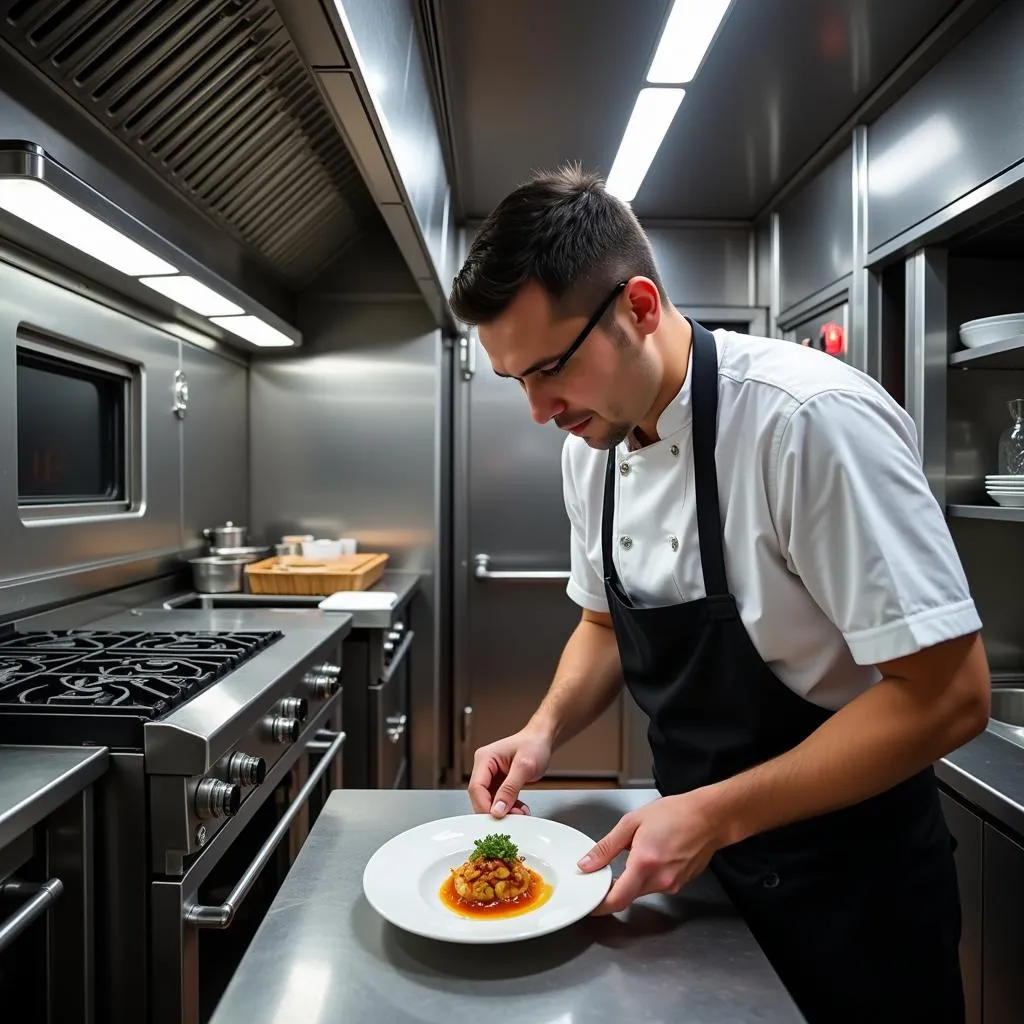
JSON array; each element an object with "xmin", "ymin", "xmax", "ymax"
[{"xmin": 710, "ymin": 799, "xmax": 965, "ymax": 1024}]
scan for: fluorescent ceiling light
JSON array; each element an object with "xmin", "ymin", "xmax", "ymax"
[
  {"xmin": 0, "ymin": 177, "xmax": 176, "ymax": 276},
  {"xmin": 605, "ymin": 88, "xmax": 685, "ymax": 202},
  {"xmin": 210, "ymin": 314, "xmax": 295, "ymax": 347},
  {"xmin": 647, "ymin": 0, "xmax": 733, "ymax": 83},
  {"xmin": 138, "ymin": 274, "xmax": 243, "ymax": 316}
]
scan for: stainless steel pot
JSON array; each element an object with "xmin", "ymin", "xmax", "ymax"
[
  {"xmin": 189, "ymin": 556, "xmax": 246, "ymax": 594},
  {"xmin": 202, "ymin": 521, "xmax": 247, "ymax": 548}
]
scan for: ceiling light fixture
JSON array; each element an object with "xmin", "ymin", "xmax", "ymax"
[
  {"xmin": 0, "ymin": 177, "xmax": 176, "ymax": 276},
  {"xmin": 138, "ymin": 274, "xmax": 244, "ymax": 317},
  {"xmin": 210, "ymin": 315, "xmax": 296, "ymax": 348},
  {"xmin": 605, "ymin": 88, "xmax": 685, "ymax": 202},
  {"xmin": 647, "ymin": 0, "xmax": 734, "ymax": 84},
  {"xmin": 0, "ymin": 141, "xmax": 300, "ymax": 349}
]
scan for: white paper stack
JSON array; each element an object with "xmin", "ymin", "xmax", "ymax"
[{"xmin": 317, "ymin": 591, "xmax": 398, "ymax": 611}]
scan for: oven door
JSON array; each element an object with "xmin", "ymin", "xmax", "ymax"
[
  {"xmin": 370, "ymin": 630, "xmax": 414, "ymax": 789},
  {"xmin": 150, "ymin": 725, "xmax": 346, "ymax": 1024}
]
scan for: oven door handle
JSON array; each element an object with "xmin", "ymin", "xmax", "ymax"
[
  {"xmin": 380, "ymin": 629, "xmax": 415, "ymax": 686},
  {"xmin": 0, "ymin": 878, "xmax": 63, "ymax": 952},
  {"xmin": 185, "ymin": 729, "xmax": 347, "ymax": 930}
]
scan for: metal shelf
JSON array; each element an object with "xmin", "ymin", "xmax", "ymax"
[
  {"xmin": 949, "ymin": 337, "xmax": 1024, "ymax": 370},
  {"xmin": 948, "ymin": 504, "xmax": 1024, "ymax": 522}
]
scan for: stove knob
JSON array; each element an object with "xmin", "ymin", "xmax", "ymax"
[
  {"xmin": 195, "ymin": 779, "xmax": 241, "ymax": 820},
  {"xmin": 386, "ymin": 630, "xmax": 401, "ymax": 643},
  {"xmin": 304, "ymin": 667, "xmax": 341, "ymax": 698},
  {"xmin": 392, "ymin": 622, "xmax": 405, "ymax": 634},
  {"xmin": 228, "ymin": 752, "xmax": 267, "ymax": 786},
  {"xmin": 315, "ymin": 662, "xmax": 341, "ymax": 678},
  {"xmin": 267, "ymin": 716, "xmax": 301, "ymax": 744},
  {"xmin": 383, "ymin": 641, "xmax": 395, "ymax": 654},
  {"xmin": 279, "ymin": 696, "xmax": 308, "ymax": 722}
]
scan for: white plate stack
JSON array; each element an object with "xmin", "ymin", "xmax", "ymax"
[{"xmin": 986, "ymin": 475, "xmax": 1024, "ymax": 507}]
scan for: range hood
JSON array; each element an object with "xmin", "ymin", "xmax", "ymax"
[{"xmin": 0, "ymin": 0, "xmax": 379, "ymax": 292}]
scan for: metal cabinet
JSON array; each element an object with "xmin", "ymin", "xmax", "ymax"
[
  {"xmin": 983, "ymin": 824, "xmax": 1024, "ymax": 1024},
  {"xmin": 939, "ymin": 789, "xmax": 984, "ymax": 1024}
]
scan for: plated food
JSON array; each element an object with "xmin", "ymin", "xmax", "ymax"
[
  {"xmin": 362, "ymin": 812, "xmax": 612, "ymax": 943},
  {"xmin": 439, "ymin": 832, "xmax": 553, "ymax": 919}
]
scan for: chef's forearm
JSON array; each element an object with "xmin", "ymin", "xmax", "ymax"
[
  {"xmin": 527, "ymin": 613, "xmax": 624, "ymax": 750},
  {"xmin": 704, "ymin": 633, "xmax": 990, "ymax": 848}
]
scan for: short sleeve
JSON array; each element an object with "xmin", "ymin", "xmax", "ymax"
[
  {"xmin": 562, "ymin": 441, "xmax": 609, "ymax": 613},
  {"xmin": 773, "ymin": 389, "xmax": 981, "ymax": 665}
]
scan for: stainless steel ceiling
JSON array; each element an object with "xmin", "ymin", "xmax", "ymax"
[
  {"xmin": 0, "ymin": 0, "xmax": 378, "ymax": 288},
  {"xmin": 436, "ymin": 0, "xmax": 966, "ymax": 221}
]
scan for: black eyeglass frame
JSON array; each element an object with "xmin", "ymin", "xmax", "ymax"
[{"xmin": 514, "ymin": 279, "xmax": 628, "ymax": 380}]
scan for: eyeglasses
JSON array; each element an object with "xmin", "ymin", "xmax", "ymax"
[{"xmin": 509, "ymin": 280, "xmax": 628, "ymax": 381}]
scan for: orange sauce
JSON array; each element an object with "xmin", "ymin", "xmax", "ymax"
[{"xmin": 438, "ymin": 865, "xmax": 553, "ymax": 920}]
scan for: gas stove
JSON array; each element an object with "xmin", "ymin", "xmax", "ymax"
[{"xmin": 0, "ymin": 630, "xmax": 282, "ymax": 748}]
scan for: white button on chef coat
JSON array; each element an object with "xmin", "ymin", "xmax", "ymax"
[{"xmin": 562, "ymin": 329, "xmax": 981, "ymax": 710}]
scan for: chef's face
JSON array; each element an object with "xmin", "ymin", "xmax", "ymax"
[{"xmin": 478, "ymin": 278, "xmax": 662, "ymax": 450}]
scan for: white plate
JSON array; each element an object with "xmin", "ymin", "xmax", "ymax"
[
  {"xmin": 988, "ymin": 492, "xmax": 1024, "ymax": 507},
  {"xmin": 985, "ymin": 475, "xmax": 1024, "ymax": 482},
  {"xmin": 362, "ymin": 813, "xmax": 612, "ymax": 943},
  {"xmin": 959, "ymin": 313, "xmax": 1024, "ymax": 349}
]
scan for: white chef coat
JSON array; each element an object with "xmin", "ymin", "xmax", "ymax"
[{"xmin": 562, "ymin": 328, "xmax": 982, "ymax": 710}]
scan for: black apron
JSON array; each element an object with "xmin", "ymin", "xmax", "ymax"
[{"xmin": 601, "ymin": 320, "xmax": 965, "ymax": 1024}]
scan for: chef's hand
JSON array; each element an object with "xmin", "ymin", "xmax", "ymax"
[
  {"xmin": 577, "ymin": 793, "xmax": 723, "ymax": 915},
  {"xmin": 467, "ymin": 729, "xmax": 552, "ymax": 819}
]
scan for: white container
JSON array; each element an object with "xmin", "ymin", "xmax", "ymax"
[
  {"xmin": 301, "ymin": 539, "xmax": 344, "ymax": 559},
  {"xmin": 959, "ymin": 313, "xmax": 1024, "ymax": 349}
]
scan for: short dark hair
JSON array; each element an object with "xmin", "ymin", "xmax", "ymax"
[{"xmin": 449, "ymin": 164, "xmax": 666, "ymax": 326}]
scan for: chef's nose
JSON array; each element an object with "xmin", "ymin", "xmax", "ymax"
[{"xmin": 523, "ymin": 380, "xmax": 566, "ymax": 425}]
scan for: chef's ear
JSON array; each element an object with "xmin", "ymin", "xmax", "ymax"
[{"xmin": 623, "ymin": 277, "xmax": 661, "ymax": 337}]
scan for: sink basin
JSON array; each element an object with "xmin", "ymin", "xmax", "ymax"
[
  {"xmin": 162, "ymin": 593, "xmax": 320, "ymax": 611},
  {"xmin": 990, "ymin": 688, "xmax": 1024, "ymax": 728}
]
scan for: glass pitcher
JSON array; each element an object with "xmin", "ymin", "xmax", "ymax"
[{"xmin": 998, "ymin": 398, "xmax": 1024, "ymax": 475}]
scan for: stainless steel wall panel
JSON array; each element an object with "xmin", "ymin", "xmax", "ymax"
[
  {"xmin": 249, "ymin": 299, "xmax": 441, "ymax": 786},
  {"xmin": 867, "ymin": 2, "xmax": 1024, "ymax": 253},
  {"xmin": 778, "ymin": 144, "xmax": 853, "ymax": 313},
  {"xmin": 180, "ymin": 343, "xmax": 249, "ymax": 551},
  {"xmin": 645, "ymin": 225, "xmax": 752, "ymax": 307},
  {"xmin": 0, "ymin": 260, "xmax": 181, "ymax": 618}
]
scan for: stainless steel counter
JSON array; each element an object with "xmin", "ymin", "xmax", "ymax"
[
  {"xmin": 938, "ymin": 725, "xmax": 1024, "ymax": 839},
  {"xmin": 210, "ymin": 789, "xmax": 805, "ymax": 1024},
  {"xmin": 155, "ymin": 570, "xmax": 421, "ymax": 629},
  {"xmin": 0, "ymin": 745, "xmax": 108, "ymax": 850}
]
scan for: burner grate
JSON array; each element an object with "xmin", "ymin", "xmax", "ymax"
[{"xmin": 0, "ymin": 629, "xmax": 283, "ymax": 747}]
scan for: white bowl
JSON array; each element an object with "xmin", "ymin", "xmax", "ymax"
[{"xmin": 959, "ymin": 313, "xmax": 1024, "ymax": 349}]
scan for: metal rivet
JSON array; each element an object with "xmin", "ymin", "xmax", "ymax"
[
  {"xmin": 619, "ymin": 462, "xmax": 631, "ymax": 476},
  {"xmin": 670, "ymin": 536, "xmax": 679, "ymax": 551},
  {"xmin": 670, "ymin": 444, "xmax": 680, "ymax": 457},
  {"xmin": 620, "ymin": 536, "xmax": 633, "ymax": 549}
]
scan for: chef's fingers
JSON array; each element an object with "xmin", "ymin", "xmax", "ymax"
[
  {"xmin": 467, "ymin": 755, "xmax": 499, "ymax": 813},
  {"xmin": 507, "ymin": 801, "xmax": 531, "ymax": 815},
  {"xmin": 590, "ymin": 856, "xmax": 647, "ymax": 916},
  {"xmin": 577, "ymin": 813, "xmax": 637, "ymax": 872},
  {"xmin": 489, "ymin": 752, "xmax": 540, "ymax": 818}
]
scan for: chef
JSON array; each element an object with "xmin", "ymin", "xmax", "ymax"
[{"xmin": 450, "ymin": 165, "xmax": 991, "ymax": 1024}]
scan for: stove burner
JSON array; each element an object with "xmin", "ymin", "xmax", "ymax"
[{"xmin": 0, "ymin": 629, "xmax": 283, "ymax": 748}]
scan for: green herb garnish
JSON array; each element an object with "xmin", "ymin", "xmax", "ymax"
[{"xmin": 470, "ymin": 833, "xmax": 520, "ymax": 862}]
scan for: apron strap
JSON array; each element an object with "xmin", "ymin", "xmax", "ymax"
[
  {"xmin": 689, "ymin": 320, "xmax": 730, "ymax": 598},
  {"xmin": 601, "ymin": 447, "xmax": 624, "ymax": 595},
  {"xmin": 600, "ymin": 319, "xmax": 729, "ymax": 602}
]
